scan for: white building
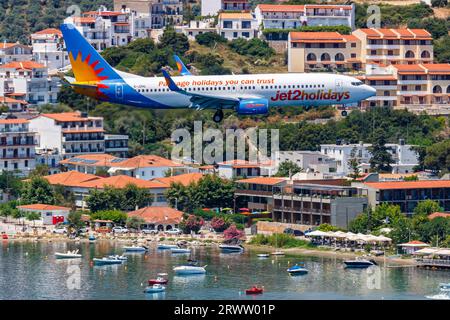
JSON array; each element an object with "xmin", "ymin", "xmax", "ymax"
[
  {"xmin": 218, "ymin": 12, "xmax": 258, "ymax": 41},
  {"xmin": 31, "ymin": 28, "xmax": 70, "ymax": 73},
  {"xmin": 320, "ymin": 141, "xmax": 419, "ymax": 175},
  {"xmin": 270, "ymin": 150, "xmax": 337, "ymax": 176},
  {"xmin": 182, "ymin": 19, "xmax": 217, "ymax": 40},
  {"xmin": 255, "ymin": 4, "xmax": 355, "ymax": 32},
  {"xmin": 0, "ymin": 118, "xmax": 38, "ymax": 176},
  {"xmin": 218, "ymin": 160, "xmax": 273, "ymax": 179},
  {"xmin": 202, "ymin": 0, "xmax": 251, "ymax": 17},
  {"xmin": 150, "ymin": 0, "xmax": 183, "ymax": 29},
  {"xmin": 0, "ymin": 43, "xmax": 33, "ymax": 65},
  {"xmin": 0, "ymin": 61, "xmax": 59, "ymax": 105},
  {"xmin": 0, "ymin": 96, "xmax": 28, "ymax": 113},
  {"xmin": 29, "ymin": 112, "xmax": 105, "ymax": 161},
  {"xmin": 17, "ymin": 204, "xmax": 70, "ymax": 226},
  {"xmin": 105, "ymin": 134, "xmax": 129, "ymax": 158}
]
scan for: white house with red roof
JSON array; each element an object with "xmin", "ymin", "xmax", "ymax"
[
  {"xmin": 127, "ymin": 206, "xmax": 184, "ymax": 231},
  {"xmin": 0, "ymin": 42, "xmax": 32, "ymax": 65},
  {"xmin": 18, "ymin": 204, "xmax": 71, "ymax": 225},
  {"xmin": 31, "ymin": 28, "xmax": 70, "ymax": 73}
]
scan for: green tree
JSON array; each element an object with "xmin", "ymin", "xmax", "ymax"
[
  {"xmin": 414, "ymin": 200, "xmax": 443, "ymax": 217},
  {"xmin": 158, "ymin": 27, "xmax": 190, "ymax": 55},
  {"xmin": 423, "ymin": 140, "xmax": 450, "ymax": 175},
  {"xmin": 68, "ymin": 211, "xmax": 86, "ymax": 232},
  {"xmin": 121, "ymin": 184, "xmax": 152, "ymax": 211},
  {"xmin": 434, "ymin": 36, "xmax": 450, "ymax": 63},
  {"xmin": 195, "ymin": 32, "xmax": 227, "ymax": 47},
  {"xmin": 90, "ymin": 210, "xmax": 127, "ymax": 224},
  {"xmin": 348, "ymin": 147, "xmax": 361, "ymax": 179},
  {"xmin": 126, "ymin": 216, "xmax": 146, "ymax": 230},
  {"xmin": 29, "ymin": 164, "xmax": 50, "ymax": 178},
  {"xmin": 0, "ymin": 172, "xmax": 22, "ymax": 197},
  {"xmin": 275, "ymin": 161, "xmax": 302, "ymax": 177},
  {"xmin": 369, "ymin": 128, "xmax": 394, "ymax": 173},
  {"xmin": 20, "ymin": 177, "xmax": 56, "ymax": 205},
  {"xmin": 431, "ymin": 0, "xmax": 448, "ymax": 7},
  {"xmin": 26, "ymin": 212, "xmax": 41, "ymax": 228}
]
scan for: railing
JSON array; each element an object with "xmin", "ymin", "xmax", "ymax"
[{"xmin": 416, "ymin": 258, "xmax": 450, "ymax": 267}]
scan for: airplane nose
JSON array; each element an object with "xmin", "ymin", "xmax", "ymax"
[{"xmin": 363, "ymin": 85, "xmax": 377, "ymax": 98}]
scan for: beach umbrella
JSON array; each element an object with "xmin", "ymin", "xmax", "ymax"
[
  {"xmin": 332, "ymin": 231, "xmax": 347, "ymax": 238},
  {"xmin": 306, "ymin": 230, "xmax": 329, "ymax": 237},
  {"xmin": 376, "ymin": 235, "xmax": 392, "ymax": 242}
]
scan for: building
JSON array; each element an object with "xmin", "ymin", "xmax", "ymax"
[
  {"xmin": 114, "ymin": 0, "xmax": 152, "ymax": 14},
  {"xmin": 218, "ymin": 12, "xmax": 257, "ymax": 40},
  {"xmin": 202, "ymin": 0, "xmax": 251, "ymax": 17},
  {"xmin": 255, "ymin": 4, "xmax": 355, "ymax": 35},
  {"xmin": 235, "ymin": 177, "xmax": 367, "ymax": 228},
  {"xmin": 153, "ymin": 172, "xmax": 204, "ymax": 187},
  {"xmin": 29, "ymin": 112, "xmax": 105, "ymax": 160},
  {"xmin": 17, "ymin": 204, "xmax": 70, "ymax": 225},
  {"xmin": 352, "ymin": 28, "xmax": 433, "ymax": 67},
  {"xmin": 150, "ymin": 0, "xmax": 184, "ymax": 29},
  {"xmin": 218, "ymin": 159, "xmax": 273, "ymax": 179},
  {"xmin": 354, "ymin": 180, "xmax": 450, "ymax": 214},
  {"xmin": 0, "ymin": 118, "xmax": 38, "ymax": 176},
  {"xmin": 0, "ymin": 97, "xmax": 28, "ymax": 113},
  {"xmin": 397, "ymin": 240, "xmax": 430, "ymax": 255},
  {"xmin": 0, "ymin": 61, "xmax": 59, "ymax": 105},
  {"xmin": 127, "ymin": 206, "xmax": 183, "ymax": 231},
  {"xmin": 288, "ymin": 31, "xmax": 362, "ymax": 73},
  {"xmin": 270, "ymin": 150, "xmax": 337, "ymax": 176},
  {"xmin": 320, "ymin": 141, "xmax": 419, "ymax": 176},
  {"xmin": 0, "ymin": 43, "xmax": 33, "ymax": 65},
  {"xmin": 31, "ymin": 28, "xmax": 70, "ymax": 73},
  {"xmin": 182, "ymin": 19, "xmax": 217, "ymax": 40},
  {"xmin": 105, "ymin": 134, "xmax": 129, "ymax": 158},
  {"xmin": 428, "ymin": 212, "xmax": 450, "ymax": 220}
]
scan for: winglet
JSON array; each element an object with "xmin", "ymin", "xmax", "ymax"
[
  {"xmin": 161, "ymin": 69, "xmax": 182, "ymax": 92},
  {"xmin": 174, "ymin": 55, "xmax": 192, "ymax": 76}
]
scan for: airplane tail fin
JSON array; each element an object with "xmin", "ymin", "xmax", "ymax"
[
  {"xmin": 174, "ymin": 55, "xmax": 192, "ymax": 76},
  {"xmin": 60, "ymin": 24, "xmax": 121, "ymax": 83}
]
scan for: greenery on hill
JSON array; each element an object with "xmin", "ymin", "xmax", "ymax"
[{"xmin": 0, "ymin": 0, "xmax": 112, "ymax": 43}]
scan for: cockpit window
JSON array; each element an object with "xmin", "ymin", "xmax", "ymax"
[{"xmin": 351, "ymin": 81, "xmax": 364, "ymax": 86}]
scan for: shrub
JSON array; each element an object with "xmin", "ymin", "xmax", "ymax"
[
  {"xmin": 195, "ymin": 32, "xmax": 227, "ymax": 47},
  {"xmin": 224, "ymin": 225, "xmax": 245, "ymax": 240},
  {"xmin": 179, "ymin": 215, "xmax": 204, "ymax": 234},
  {"xmin": 211, "ymin": 217, "xmax": 230, "ymax": 232}
]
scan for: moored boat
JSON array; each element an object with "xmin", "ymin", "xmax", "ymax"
[
  {"xmin": 93, "ymin": 256, "xmax": 124, "ymax": 266},
  {"xmin": 123, "ymin": 245, "xmax": 148, "ymax": 252},
  {"xmin": 245, "ymin": 286, "xmax": 264, "ymax": 295},
  {"xmin": 257, "ymin": 253, "xmax": 270, "ymax": 258},
  {"xmin": 170, "ymin": 248, "xmax": 191, "ymax": 254},
  {"xmin": 271, "ymin": 251, "xmax": 285, "ymax": 256},
  {"xmin": 108, "ymin": 255, "xmax": 128, "ymax": 261},
  {"xmin": 344, "ymin": 257, "xmax": 377, "ymax": 268},
  {"xmin": 157, "ymin": 244, "xmax": 178, "ymax": 250},
  {"xmin": 219, "ymin": 244, "xmax": 244, "ymax": 253},
  {"xmin": 426, "ymin": 283, "xmax": 450, "ymax": 300},
  {"xmin": 144, "ymin": 284, "xmax": 166, "ymax": 293},
  {"xmin": 173, "ymin": 265, "xmax": 207, "ymax": 275},
  {"xmin": 287, "ymin": 264, "xmax": 308, "ymax": 275},
  {"xmin": 149, "ymin": 276, "xmax": 169, "ymax": 285},
  {"xmin": 55, "ymin": 250, "xmax": 82, "ymax": 259}
]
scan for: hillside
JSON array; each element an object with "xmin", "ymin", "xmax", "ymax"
[{"xmin": 0, "ymin": 0, "xmax": 112, "ymax": 43}]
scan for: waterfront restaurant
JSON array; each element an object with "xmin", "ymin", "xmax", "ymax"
[
  {"xmin": 414, "ymin": 248, "xmax": 450, "ymax": 268},
  {"xmin": 397, "ymin": 240, "xmax": 430, "ymax": 255},
  {"xmin": 127, "ymin": 206, "xmax": 184, "ymax": 231}
]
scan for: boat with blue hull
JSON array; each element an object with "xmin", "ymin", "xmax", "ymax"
[
  {"xmin": 344, "ymin": 257, "xmax": 377, "ymax": 268},
  {"xmin": 287, "ymin": 264, "xmax": 308, "ymax": 275}
]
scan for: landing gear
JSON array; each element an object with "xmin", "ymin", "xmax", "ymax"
[
  {"xmin": 213, "ymin": 109, "xmax": 224, "ymax": 123},
  {"xmin": 341, "ymin": 110, "xmax": 348, "ymax": 117}
]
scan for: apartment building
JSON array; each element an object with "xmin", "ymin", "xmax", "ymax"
[
  {"xmin": 354, "ymin": 180, "xmax": 450, "ymax": 215},
  {"xmin": 218, "ymin": 160, "xmax": 273, "ymax": 179},
  {"xmin": 29, "ymin": 112, "xmax": 105, "ymax": 160},
  {"xmin": 0, "ymin": 43, "xmax": 32, "ymax": 65},
  {"xmin": 270, "ymin": 151, "xmax": 338, "ymax": 176},
  {"xmin": 218, "ymin": 12, "xmax": 257, "ymax": 40},
  {"xmin": 0, "ymin": 61, "xmax": 59, "ymax": 105},
  {"xmin": 31, "ymin": 28, "xmax": 70, "ymax": 73},
  {"xmin": 182, "ymin": 19, "xmax": 217, "ymax": 40},
  {"xmin": 105, "ymin": 134, "xmax": 129, "ymax": 158},
  {"xmin": 150, "ymin": 0, "xmax": 183, "ymax": 29},
  {"xmin": 0, "ymin": 97, "xmax": 28, "ymax": 113},
  {"xmin": 352, "ymin": 28, "xmax": 433, "ymax": 67},
  {"xmin": 288, "ymin": 31, "xmax": 362, "ymax": 73},
  {"xmin": 0, "ymin": 118, "xmax": 38, "ymax": 176},
  {"xmin": 357, "ymin": 64, "xmax": 398, "ymax": 108},
  {"xmin": 202, "ymin": 0, "xmax": 251, "ymax": 17},
  {"xmin": 114, "ymin": 0, "xmax": 152, "ymax": 13},
  {"xmin": 320, "ymin": 141, "xmax": 419, "ymax": 176},
  {"xmin": 235, "ymin": 177, "xmax": 367, "ymax": 228}
]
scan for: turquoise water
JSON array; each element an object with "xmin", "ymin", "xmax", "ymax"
[{"xmin": 0, "ymin": 240, "xmax": 448, "ymax": 300}]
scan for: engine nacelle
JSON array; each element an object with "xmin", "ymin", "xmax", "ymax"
[{"xmin": 236, "ymin": 99, "xmax": 269, "ymax": 115}]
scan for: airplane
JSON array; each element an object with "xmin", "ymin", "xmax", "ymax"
[{"xmin": 60, "ymin": 24, "xmax": 376, "ymax": 123}]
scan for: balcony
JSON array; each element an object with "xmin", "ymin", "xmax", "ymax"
[{"xmin": 397, "ymin": 80, "xmax": 427, "ymax": 85}]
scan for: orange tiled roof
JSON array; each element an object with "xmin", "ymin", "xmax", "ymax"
[
  {"xmin": 219, "ymin": 159, "xmax": 273, "ymax": 168},
  {"xmin": 358, "ymin": 28, "xmax": 432, "ymax": 40},
  {"xmin": 219, "ymin": 12, "xmax": 253, "ymax": 19},
  {"xmin": 364, "ymin": 180, "xmax": 450, "ymax": 190},
  {"xmin": 72, "ymin": 17, "xmax": 96, "ymax": 24},
  {"xmin": 153, "ymin": 173, "xmax": 204, "ymax": 187},
  {"xmin": 112, "ymin": 155, "xmax": 183, "ymax": 169},
  {"xmin": 0, "ymin": 119, "xmax": 29, "ymax": 125},
  {"xmin": 83, "ymin": 11, "xmax": 124, "ymax": 16},
  {"xmin": 257, "ymin": 4, "xmax": 305, "ymax": 12},
  {"xmin": 128, "ymin": 206, "xmax": 183, "ymax": 225},
  {"xmin": 0, "ymin": 61, "xmax": 45, "ymax": 70},
  {"xmin": 41, "ymin": 112, "xmax": 98, "ymax": 122},
  {"xmin": 305, "ymin": 4, "xmax": 353, "ymax": 10},
  {"xmin": 393, "ymin": 63, "xmax": 450, "ymax": 75},
  {"xmin": 79, "ymin": 175, "xmax": 166, "ymax": 189},
  {"xmin": 44, "ymin": 171, "xmax": 101, "ymax": 187},
  {"xmin": 428, "ymin": 212, "xmax": 450, "ymax": 220},
  {"xmin": 0, "ymin": 97, "xmax": 28, "ymax": 104},
  {"xmin": 18, "ymin": 204, "xmax": 70, "ymax": 211},
  {"xmin": 0, "ymin": 43, "xmax": 20, "ymax": 49},
  {"xmin": 60, "ymin": 154, "xmax": 119, "ymax": 167},
  {"xmin": 33, "ymin": 28, "xmax": 62, "ymax": 36},
  {"xmin": 237, "ymin": 177, "xmax": 286, "ymax": 186},
  {"xmin": 291, "ymin": 31, "xmax": 351, "ymax": 43}
]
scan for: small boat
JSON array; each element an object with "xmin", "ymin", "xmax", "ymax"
[
  {"xmin": 170, "ymin": 248, "xmax": 191, "ymax": 254},
  {"xmin": 144, "ymin": 284, "xmax": 166, "ymax": 293},
  {"xmin": 2, "ymin": 234, "xmax": 8, "ymax": 240},
  {"xmin": 93, "ymin": 257, "xmax": 124, "ymax": 266},
  {"xmin": 187, "ymin": 259, "xmax": 199, "ymax": 266},
  {"xmin": 148, "ymin": 276, "xmax": 169, "ymax": 285},
  {"xmin": 88, "ymin": 235, "xmax": 96, "ymax": 243},
  {"xmin": 108, "ymin": 255, "xmax": 128, "ymax": 261},
  {"xmin": 55, "ymin": 250, "xmax": 82, "ymax": 259},
  {"xmin": 124, "ymin": 245, "xmax": 148, "ymax": 252},
  {"xmin": 245, "ymin": 286, "xmax": 264, "ymax": 295},
  {"xmin": 287, "ymin": 264, "xmax": 308, "ymax": 275},
  {"xmin": 219, "ymin": 244, "xmax": 244, "ymax": 253},
  {"xmin": 344, "ymin": 257, "xmax": 377, "ymax": 268},
  {"xmin": 271, "ymin": 251, "xmax": 285, "ymax": 256},
  {"xmin": 257, "ymin": 253, "xmax": 270, "ymax": 258},
  {"xmin": 173, "ymin": 265, "xmax": 207, "ymax": 275},
  {"xmin": 157, "ymin": 244, "xmax": 178, "ymax": 250},
  {"xmin": 177, "ymin": 240, "xmax": 188, "ymax": 247},
  {"xmin": 426, "ymin": 283, "xmax": 450, "ymax": 300}
]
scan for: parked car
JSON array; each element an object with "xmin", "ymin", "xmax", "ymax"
[
  {"xmin": 284, "ymin": 228, "xmax": 304, "ymax": 237},
  {"xmin": 165, "ymin": 228, "xmax": 182, "ymax": 235},
  {"xmin": 53, "ymin": 226, "xmax": 68, "ymax": 234},
  {"xmin": 112, "ymin": 226, "xmax": 129, "ymax": 234},
  {"xmin": 142, "ymin": 229, "xmax": 158, "ymax": 235}
]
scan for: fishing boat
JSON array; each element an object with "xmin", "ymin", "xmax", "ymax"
[
  {"xmin": 55, "ymin": 250, "xmax": 82, "ymax": 259},
  {"xmin": 287, "ymin": 264, "xmax": 308, "ymax": 275},
  {"xmin": 173, "ymin": 265, "xmax": 207, "ymax": 275},
  {"xmin": 144, "ymin": 284, "xmax": 166, "ymax": 293},
  {"xmin": 157, "ymin": 244, "xmax": 178, "ymax": 250},
  {"xmin": 123, "ymin": 245, "xmax": 148, "ymax": 252},
  {"xmin": 93, "ymin": 256, "xmax": 124, "ymax": 266},
  {"xmin": 149, "ymin": 274, "xmax": 169, "ymax": 285},
  {"xmin": 344, "ymin": 257, "xmax": 377, "ymax": 268},
  {"xmin": 426, "ymin": 283, "xmax": 450, "ymax": 300},
  {"xmin": 245, "ymin": 286, "xmax": 264, "ymax": 295},
  {"xmin": 257, "ymin": 253, "xmax": 270, "ymax": 258},
  {"xmin": 219, "ymin": 244, "xmax": 244, "ymax": 253},
  {"xmin": 170, "ymin": 248, "xmax": 191, "ymax": 254}
]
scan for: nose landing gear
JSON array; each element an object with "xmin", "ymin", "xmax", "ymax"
[{"xmin": 213, "ymin": 109, "xmax": 224, "ymax": 123}]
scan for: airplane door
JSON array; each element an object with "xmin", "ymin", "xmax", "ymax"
[
  {"xmin": 335, "ymin": 79, "xmax": 344, "ymax": 92},
  {"xmin": 115, "ymin": 84, "xmax": 123, "ymax": 100}
]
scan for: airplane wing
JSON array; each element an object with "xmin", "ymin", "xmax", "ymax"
[
  {"xmin": 162, "ymin": 69, "xmax": 239, "ymax": 110},
  {"xmin": 174, "ymin": 55, "xmax": 192, "ymax": 76}
]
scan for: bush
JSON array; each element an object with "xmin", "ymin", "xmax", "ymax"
[
  {"xmin": 250, "ymin": 233, "xmax": 313, "ymax": 249},
  {"xmin": 195, "ymin": 32, "xmax": 227, "ymax": 47},
  {"xmin": 224, "ymin": 224, "xmax": 245, "ymax": 240},
  {"xmin": 179, "ymin": 215, "xmax": 204, "ymax": 234},
  {"xmin": 228, "ymin": 38, "xmax": 275, "ymax": 60},
  {"xmin": 211, "ymin": 217, "xmax": 230, "ymax": 232}
]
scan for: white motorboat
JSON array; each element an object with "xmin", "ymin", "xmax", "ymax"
[
  {"xmin": 157, "ymin": 244, "xmax": 178, "ymax": 250},
  {"xmin": 144, "ymin": 284, "xmax": 166, "ymax": 293},
  {"xmin": 426, "ymin": 283, "xmax": 450, "ymax": 300},
  {"xmin": 123, "ymin": 245, "xmax": 148, "ymax": 252},
  {"xmin": 55, "ymin": 250, "xmax": 82, "ymax": 259},
  {"xmin": 108, "ymin": 255, "xmax": 128, "ymax": 261},
  {"xmin": 170, "ymin": 248, "xmax": 191, "ymax": 254},
  {"xmin": 257, "ymin": 253, "xmax": 270, "ymax": 258},
  {"xmin": 219, "ymin": 244, "xmax": 244, "ymax": 253},
  {"xmin": 93, "ymin": 257, "xmax": 124, "ymax": 266},
  {"xmin": 173, "ymin": 265, "xmax": 207, "ymax": 275},
  {"xmin": 271, "ymin": 251, "xmax": 285, "ymax": 256}
]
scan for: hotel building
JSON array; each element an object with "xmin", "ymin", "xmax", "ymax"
[
  {"xmin": 288, "ymin": 31, "xmax": 362, "ymax": 73},
  {"xmin": 202, "ymin": 0, "xmax": 251, "ymax": 17},
  {"xmin": 0, "ymin": 43, "xmax": 32, "ymax": 65},
  {"xmin": 218, "ymin": 12, "xmax": 258, "ymax": 40},
  {"xmin": 31, "ymin": 28, "xmax": 70, "ymax": 73}
]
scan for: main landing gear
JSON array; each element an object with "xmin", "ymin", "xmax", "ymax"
[
  {"xmin": 213, "ymin": 109, "xmax": 224, "ymax": 123},
  {"xmin": 341, "ymin": 110, "xmax": 348, "ymax": 117}
]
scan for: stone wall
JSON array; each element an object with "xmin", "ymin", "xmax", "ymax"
[{"xmin": 256, "ymin": 221, "xmax": 310, "ymax": 235}]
